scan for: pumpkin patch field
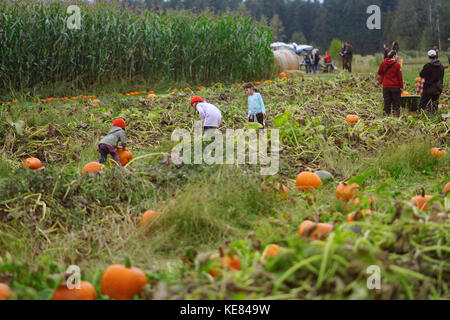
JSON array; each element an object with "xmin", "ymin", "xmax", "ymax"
[{"xmin": 0, "ymin": 72, "xmax": 448, "ymax": 300}]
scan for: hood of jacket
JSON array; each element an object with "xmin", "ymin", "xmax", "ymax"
[
  {"xmin": 428, "ymin": 59, "xmax": 442, "ymax": 67},
  {"xmin": 109, "ymin": 127, "xmax": 124, "ymax": 135}
]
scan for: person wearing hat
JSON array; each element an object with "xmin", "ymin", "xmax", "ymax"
[
  {"xmin": 378, "ymin": 50, "xmax": 404, "ymax": 117},
  {"xmin": 190, "ymin": 96, "xmax": 222, "ymax": 131},
  {"xmin": 97, "ymin": 118, "xmax": 127, "ymax": 165},
  {"xmin": 418, "ymin": 49, "xmax": 445, "ymax": 113}
]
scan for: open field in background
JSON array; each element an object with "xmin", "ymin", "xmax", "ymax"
[{"xmin": 0, "ymin": 69, "xmax": 449, "ymax": 299}]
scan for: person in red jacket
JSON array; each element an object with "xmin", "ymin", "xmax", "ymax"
[{"xmin": 377, "ymin": 50, "xmax": 403, "ymax": 117}]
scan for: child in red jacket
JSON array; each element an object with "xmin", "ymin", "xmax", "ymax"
[{"xmin": 378, "ymin": 51, "xmax": 403, "ymax": 117}]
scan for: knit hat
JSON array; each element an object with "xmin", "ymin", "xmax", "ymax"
[
  {"xmin": 113, "ymin": 118, "xmax": 126, "ymax": 129},
  {"xmin": 190, "ymin": 96, "xmax": 203, "ymax": 106}
]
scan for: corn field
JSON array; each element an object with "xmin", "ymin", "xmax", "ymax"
[{"xmin": 0, "ymin": 0, "xmax": 273, "ymax": 95}]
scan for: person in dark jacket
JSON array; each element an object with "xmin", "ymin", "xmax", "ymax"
[
  {"xmin": 311, "ymin": 49, "xmax": 320, "ymax": 74},
  {"xmin": 383, "ymin": 44, "xmax": 389, "ymax": 59},
  {"xmin": 418, "ymin": 50, "xmax": 445, "ymax": 113},
  {"xmin": 340, "ymin": 44, "xmax": 345, "ymax": 70},
  {"xmin": 391, "ymin": 41, "xmax": 399, "ymax": 54},
  {"xmin": 343, "ymin": 41, "xmax": 353, "ymax": 73},
  {"xmin": 377, "ymin": 51, "xmax": 403, "ymax": 117}
]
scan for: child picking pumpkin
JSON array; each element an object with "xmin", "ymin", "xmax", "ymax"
[
  {"xmin": 97, "ymin": 118, "xmax": 127, "ymax": 166},
  {"xmin": 244, "ymin": 83, "xmax": 266, "ymax": 128}
]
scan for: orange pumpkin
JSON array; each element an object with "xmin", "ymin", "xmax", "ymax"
[
  {"xmin": 196, "ymin": 87, "xmax": 202, "ymax": 91},
  {"xmin": 346, "ymin": 115, "xmax": 360, "ymax": 124},
  {"xmin": 264, "ymin": 80, "xmax": 272, "ymax": 84},
  {"xmin": 52, "ymin": 280, "xmax": 97, "ymax": 300},
  {"xmin": 11, "ymin": 99, "xmax": 19, "ymax": 104},
  {"xmin": 101, "ymin": 265, "xmax": 148, "ymax": 300},
  {"xmin": 23, "ymin": 157, "xmax": 42, "ymax": 170},
  {"xmin": 70, "ymin": 97, "xmax": 77, "ymax": 100},
  {"xmin": 81, "ymin": 162, "xmax": 103, "ymax": 174},
  {"xmin": 336, "ymin": 182, "xmax": 360, "ymax": 202},
  {"xmin": 296, "ymin": 172, "xmax": 323, "ymax": 192},
  {"xmin": 279, "ymin": 72, "xmax": 287, "ymax": 79},
  {"xmin": 401, "ymin": 91, "xmax": 411, "ymax": 97},
  {"xmin": 140, "ymin": 210, "xmax": 163, "ymax": 227},
  {"xmin": 184, "ymin": 88, "xmax": 190, "ymax": 92},
  {"xmin": 209, "ymin": 254, "xmax": 241, "ymax": 277},
  {"xmin": 0, "ymin": 283, "xmax": 13, "ymax": 300},
  {"xmin": 347, "ymin": 209, "xmax": 373, "ymax": 223},
  {"xmin": 264, "ymin": 244, "xmax": 283, "ymax": 258},
  {"xmin": 147, "ymin": 93, "xmax": 155, "ymax": 100},
  {"xmin": 275, "ymin": 183, "xmax": 288, "ymax": 200},
  {"xmin": 91, "ymin": 99, "xmax": 100, "ymax": 105},
  {"xmin": 298, "ymin": 220, "xmax": 334, "ymax": 240},
  {"xmin": 171, "ymin": 88, "xmax": 178, "ymax": 93},
  {"xmin": 216, "ymin": 84, "xmax": 223, "ymax": 88},
  {"xmin": 410, "ymin": 189, "xmax": 433, "ymax": 211},
  {"xmin": 430, "ymin": 148, "xmax": 446, "ymax": 159},
  {"xmin": 254, "ymin": 81, "xmax": 261, "ymax": 86},
  {"xmin": 117, "ymin": 148, "xmax": 133, "ymax": 166},
  {"xmin": 443, "ymin": 182, "xmax": 450, "ymax": 194}
]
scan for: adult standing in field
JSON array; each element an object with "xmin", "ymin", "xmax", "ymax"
[
  {"xmin": 378, "ymin": 50, "xmax": 404, "ymax": 117},
  {"xmin": 432, "ymin": 45, "xmax": 439, "ymax": 59},
  {"xmin": 244, "ymin": 83, "xmax": 266, "ymax": 128},
  {"xmin": 311, "ymin": 49, "xmax": 320, "ymax": 74},
  {"xmin": 383, "ymin": 44, "xmax": 389, "ymax": 59},
  {"xmin": 391, "ymin": 41, "xmax": 399, "ymax": 54},
  {"xmin": 190, "ymin": 96, "xmax": 222, "ymax": 132},
  {"xmin": 418, "ymin": 50, "xmax": 445, "ymax": 113},
  {"xmin": 340, "ymin": 43, "xmax": 346, "ymax": 70},
  {"xmin": 343, "ymin": 41, "xmax": 353, "ymax": 73}
]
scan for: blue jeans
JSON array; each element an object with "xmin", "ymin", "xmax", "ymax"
[
  {"xmin": 312, "ymin": 64, "xmax": 320, "ymax": 73},
  {"xmin": 98, "ymin": 143, "xmax": 121, "ymax": 165}
]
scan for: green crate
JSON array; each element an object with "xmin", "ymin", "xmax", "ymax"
[{"xmin": 400, "ymin": 95, "xmax": 420, "ymax": 112}]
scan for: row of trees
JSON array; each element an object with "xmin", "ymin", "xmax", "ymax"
[{"xmin": 112, "ymin": 0, "xmax": 449, "ymax": 56}]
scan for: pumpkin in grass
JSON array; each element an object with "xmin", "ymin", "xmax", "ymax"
[
  {"xmin": 141, "ymin": 210, "xmax": 163, "ymax": 227},
  {"xmin": 23, "ymin": 157, "xmax": 42, "ymax": 170},
  {"xmin": 117, "ymin": 148, "xmax": 133, "ymax": 166},
  {"xmin": 52, "ymin": 280, "xmax": 97, "ymax": 300},
  {"xmin": 345, "ymin": 115, "xmax": 360, "ymax": 124},
  {"xmin": 216, "ymin": 83, "xmax": 223, "ymax": 88},
  {"xmin": 0, "ymin": 283, "xmax": 13, "ymax": 300},
  {"xmin": 184, "ymin": 88, "xmax": 190, "ymax": 92},
  {"xmin": 296, "ymin": 172, "xmax": 323, "ymax": 192},
  {"xmin": 430, "ymin": 148, "xmax": 446, "ymax": 159},
  {"xmin": 336, "ymin": 182, "xmax": 360, "ymax": 202},
  {"xmin": 443, "ymin": 182, "xmax": 450, "ymax": 194},
  {"xmin": 209, "ymin": 254, "xmax": 241, "ymax": 277},
  {"xmin": 70, "ymin": 97, "xmax": 77, "ymax": 100},
  {"xmin": 279, "ymin": 72, "xmax": 287, "ymax": 79},
  {"xmin": 264, "ymin": 80, "xmax": 272, "ymax": 85},
  {"xmin": 81, "ymin": 162, "xmax": 103, "ymax": 174},
  {"xmin": 298, "ymin": 220, "xmax": 334, "ymax": 240},
  {"xmin": 401, "ymin": 91, "xmax": 410, "ymax": 97},
  {"xmin": 147, "ymin": 93, "xmax": 155, "ymax": 100},
  {"xmin": 254, "ymin": 81, "xmax": 261, "ymax": 86},
  {"xmin": 347, "ymin": 209, "xmax": 373, "ymax": 223},
  {"xmin": 101, "ymin": 265, "xmax": 148, "ymax": 300},
  {"xmin": 91, "ymin": 99, "xmax": 100, "ymax": 105},
  {"xmin": 410, "ymin": 189, "xmax": 433, "ymax": 211},
  {"xmin": 263, "ymin": 244, "xmax": 283, "ymax": 258}
]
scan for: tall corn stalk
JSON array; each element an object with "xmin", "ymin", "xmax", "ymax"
[{"xmin": 0, "ymin": 0, "xmax": 274, "ymax": 95}]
